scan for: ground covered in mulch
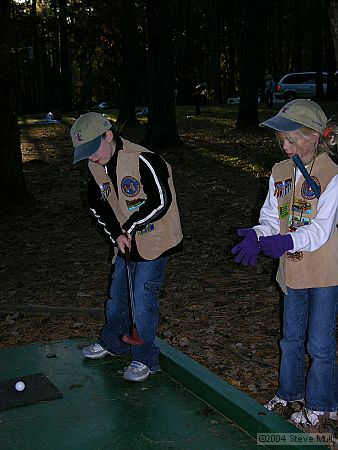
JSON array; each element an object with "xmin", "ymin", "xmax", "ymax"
[{"xmin": 1, "ymin": 105, "xmax": 337, "ymax": 441}]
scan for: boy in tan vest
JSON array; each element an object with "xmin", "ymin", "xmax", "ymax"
[
  {"xmin": 231, "ymin": 100, "xmax": 338, "ymax": 428},
  {"xmin": 70, "ymin": 112, "xmax": 183, "ymax": 382}
]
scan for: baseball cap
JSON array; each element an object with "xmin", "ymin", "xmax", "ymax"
[
  {"xmin": 259, "ymin": 99, "xmax": 327, "ymax": 134},
  {"xmin": 70, "ymin": 112, "xmax": 112, "ymax": 163}
]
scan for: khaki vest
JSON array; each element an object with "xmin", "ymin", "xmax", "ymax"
[
  {"xmin": 272, "ymin": 153, "xmax": 338, "ymax": 293},
  {"xmin": 88, "ymin": 139, "xmax": 182, "ymax": 260}
]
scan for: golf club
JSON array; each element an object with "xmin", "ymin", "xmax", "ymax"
[{"xmin": 121, "ymin": 247, "xmax": 144, "ymax": 346}]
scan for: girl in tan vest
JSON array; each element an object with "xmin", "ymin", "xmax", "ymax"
[{"xmin": 231, "ymin": 100, "xmax": 338, "ymax": 428}]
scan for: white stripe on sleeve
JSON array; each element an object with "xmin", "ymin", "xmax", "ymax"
[{"xmin": 126, "ymin": 154, "xmax": 165, "ymax": 234}]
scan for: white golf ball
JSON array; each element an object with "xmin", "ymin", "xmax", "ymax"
[{"xmin": 15, "ymin": 381, "xmax": 25, "ymax": 392}]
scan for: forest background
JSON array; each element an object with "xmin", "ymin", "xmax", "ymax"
[{"xmin": 2, "ymin": 0, "xmax": 338, "ymax": 203}]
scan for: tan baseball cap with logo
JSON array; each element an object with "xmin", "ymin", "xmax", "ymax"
[
  {"xmin": 70, "ymin": 112, "xmax": 112, "ymax": 163},
  {"xmin": 259, "ymin": 99, "xmax": 327, "ymax": 134}
]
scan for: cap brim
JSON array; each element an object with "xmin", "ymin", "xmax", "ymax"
[
  {"xmin": 73, "ymin": 135, "xmax": 101, "ymax": 163},
  {"xmin": 259, "ymin": 116, "xmax": 303, "ymax": 132}
]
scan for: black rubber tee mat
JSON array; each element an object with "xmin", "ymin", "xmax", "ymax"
[{"xmin": 0, "ymin": 373, "xmax": 62, "ymax": 410}]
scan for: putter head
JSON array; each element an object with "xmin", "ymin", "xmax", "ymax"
[
  {"xmin": 122, "ymin": 335, "xmax": 144, "ymax": 345},
  {"xmin": 121, "ymin": 328, "xmax": 144, "ymax": 346}
]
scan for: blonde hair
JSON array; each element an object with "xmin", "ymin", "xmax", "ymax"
[
  {"xmin": 298, "ymin": 127, "xmax": 326, "ymax": 155},
  {"xmin": 276, "ymin": 124, "xmax": 337, "ymax": 157}
]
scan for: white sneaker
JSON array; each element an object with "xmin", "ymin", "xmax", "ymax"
[
  {"xmin": 123, "ymin": 361, "xmax": 151, "ymax": 382},
  {"xmin": 265, "ymin": 395, "xmax": 287, "ymax": 410},
  {"xmin": 265, "ymin": 395, "xmax": 304, "ymax": 411},
  {"xmin": 291, "ymin": 408, "xmax": 338, "ymax": 427},
  {"xmin": 82, "ymin": 343, "xmax": 114, "ymax": 359}
]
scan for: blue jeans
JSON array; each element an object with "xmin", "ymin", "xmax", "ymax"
[
  {"xmin": 277, "ymin": 286, "xmax": 338, "ymax": 412},
  {"xmin": 99, "ymin": 255, "xmax": 169, "ymax": 371}
]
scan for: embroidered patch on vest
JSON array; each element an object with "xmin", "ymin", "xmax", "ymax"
[
  {"xmin": 99, "ymin": 182, "xmax": 111, "ymax": 200},
  {"xmin": 288, "ymin": 213, "xmax": 310, "ymax": 231},
  {"xmin": 286, "ymin": 251, "xmax": 303, "ymax": 262},
  {"xmin": 121, "ymin": 176, "xmax": 141, "ymax": 197},
  {"xmin": 126, "ymin": 198, "xmax": 146, "ymax": 211},
  {"xmin": 278, "ymin": 203, "xmax": 289, "ymax": 219},
  {"xmin": 138, "ymin": 223, "xmax": 155, "ymax": 234},
  {"xmin": 274, "ymin": 178, "xmax": 292, "ymax": 198},
  {"xmin": 301, "ymin": 176, "xmax": 321, "ymax": 200},
  {"xmin": 292, "ymin": 198, "xmax": 311, "ymax": 215},
  {"xmin": 278, "ymin": 203, "xmax": 289, "ymax": 220}
]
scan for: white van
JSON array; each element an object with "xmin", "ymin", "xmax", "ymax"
[{"xmin": 275, "ymin": 72, "xmax": 327, "ymax": 103}]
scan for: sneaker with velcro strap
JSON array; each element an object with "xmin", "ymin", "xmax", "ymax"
[
  {"xmin": 82, "ymin": 343, "xmax": 115, "ymax": 359},
  {"xmin": 291, "ymin": 407, "xmax": 338, "ymax": 427}
]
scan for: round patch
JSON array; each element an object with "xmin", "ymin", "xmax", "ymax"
[
  {"xmin": 287, "ymin": 251, "xmax": 303, "ymax": 262},
  {"xmin": 121, "ymin": 176, "xmax": 141, "ymax": 197},
  {"xmin": 301, "ymin": 176, "xmax": 321, "ymax": 200}
]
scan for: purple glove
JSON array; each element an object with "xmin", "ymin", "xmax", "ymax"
[
  {"xmin": 231, "ymin": 228, "xmax": 260, "ymax": 266},
  {"xmin": 259, "ymin": 234, "xmax": 294, "ymax": 258}
]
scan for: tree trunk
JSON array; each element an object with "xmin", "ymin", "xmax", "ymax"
[
  {"xmin": 208, "ymin": 0, "xmax": 221, "ymax": 104},
  {"xmin": 0, "ymin": 0, "xmax": 28, "ymax": 208},
  {"xmin": 59, "ymin": 0, "xmax": 73, "ymax": 110},
  {"xmin": 143, "ymin": 0, "xmax": 182, "ymax": 150},
  {"xmin": 311, "ymin": 0, "xmax": 325, "ymax": 99},
  {"xmin": 226, "ymin": 22, "xmax": 237, "ymax": 98},
  {"xmin": 176, "ymin": 0, "xmax": 197, "ymax": 105},
  {"xmin": 329, "ymin": 0, "xmax": 338, "ymax": 63},
  {"xmin": 237, "ymin": 0, "xmax": 262, "ymax": 127},
  {"xmin": 31, "ymin": 0, "xmax": 44, "ymax": 112},
  {"xmin": 325, "ymin": 0, "xmax": 337, "ymax": 99},
  {"xmin": 117, "ymin": 0, "xmax": 137, "ymax": 125}
]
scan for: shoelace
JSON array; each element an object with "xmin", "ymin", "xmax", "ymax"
[
  {"xmin": 93, "ymin": 343, "xmax": 104, "ymax": 351},
  {"xmin": 303, "ymin": 409, "xmax": 315, "ymax": 425},
  {"xmin": 302, "ymin": 409, "xmax": 326, "ymax": 426}
]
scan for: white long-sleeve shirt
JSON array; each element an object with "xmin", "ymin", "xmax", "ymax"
[{"xmin": 254, "ymin": 170, "xmax": 338, "ymax": 252}]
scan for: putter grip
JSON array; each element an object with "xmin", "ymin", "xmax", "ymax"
[
  {"xmin": 292, "ymin": 154, "xmax": 321, "ymax": 199},
  {"xmin": 125, "ymin": 245, "xmax": 130, "ymax": 263}
]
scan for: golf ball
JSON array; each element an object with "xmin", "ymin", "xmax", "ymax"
[{"xmin": 15, "ymin": 381, "xmax": 25, "ymax": 391}]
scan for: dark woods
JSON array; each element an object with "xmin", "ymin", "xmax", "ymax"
[
  {"xmin": 1, "ymin": 0, "xmax": 338, "ymax": 206},
  {"xmin": 7, "ymin": 0, "xmax": 338, "ymax": 115}
]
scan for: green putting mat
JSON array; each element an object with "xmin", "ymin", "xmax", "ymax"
[{"xmin": 0, "ymin": 338, "xmax": 325, "ymax": 450}]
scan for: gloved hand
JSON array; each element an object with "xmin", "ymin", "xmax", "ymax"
[
  {"xmin": 231, "ymin": 228, "xmax": 260, "ymax": 266},
  {"xmin": 259, "ymin": 234, "xmax": 294, "ymax": 258}
]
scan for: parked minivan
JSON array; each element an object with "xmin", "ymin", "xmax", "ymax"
[{"xmin": 275, "ymin": 72, "xmax": 327, "ymax": 102}]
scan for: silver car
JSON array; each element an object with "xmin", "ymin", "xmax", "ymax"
[{"xmin": 275, "ymin": 72, "xmax": 327, "ymax": 103}]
